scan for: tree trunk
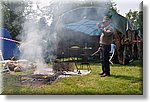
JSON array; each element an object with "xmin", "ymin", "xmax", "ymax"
[{"xmin": 52, "ymin": 62, "xmax": 75, "ymax": 72}]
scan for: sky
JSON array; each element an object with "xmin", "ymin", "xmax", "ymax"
[{"xmin": 113, "ymin": 0, "xmax": 143, "ymax": 16}]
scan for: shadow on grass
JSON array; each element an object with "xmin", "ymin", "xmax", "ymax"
[
  {"xmin": 110, "ymin": 74, "xmax": 143, "ymax": 83},
  {"xmin": 110, "ymin": 60, "xmax": 143, "ymax": 68},
  {"xmin": 126, "ymin": 60, "xmax": 143, "ymax": 67}
]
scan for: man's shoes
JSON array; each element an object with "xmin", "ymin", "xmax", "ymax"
[
  {"xmin": 100, "ymin": 72, "xmax": 110, "ymax": 77},
  {"xmin": 99, "ymin": 72, "xmax": 104, "ymax": 75}
]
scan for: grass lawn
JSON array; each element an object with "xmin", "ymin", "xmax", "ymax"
[{"xmin": 1, "ymin": 60, "xmax": 143, "ymax": 95}]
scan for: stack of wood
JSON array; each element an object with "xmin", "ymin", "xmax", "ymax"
[
  {"xmin": 4, "ymin": 60, "xmax": 22, "ymax": 72},
  {"xmin": 4, "ymin": 60, "xmax": 36, "ymax": 72}
]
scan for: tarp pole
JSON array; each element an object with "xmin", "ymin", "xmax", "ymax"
[{"xmin": 0, "ymin": 37, "xmax": 22, "ymax": 44}]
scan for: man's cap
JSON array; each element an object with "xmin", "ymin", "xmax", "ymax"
[{"xmin": 102, "ymin": 16, "xmax": 110, "ymax": 22}]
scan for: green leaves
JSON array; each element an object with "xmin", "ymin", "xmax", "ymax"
[{"xmin": 125, "ymin": 9, "xmax": 143, "ymax": 30}]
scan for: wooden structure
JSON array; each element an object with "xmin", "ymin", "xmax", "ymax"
[{"xmin": 114, "ymin": 29, "xmax": 143, "ymax": 64}]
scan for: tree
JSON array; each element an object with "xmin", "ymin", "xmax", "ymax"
[
  {"xmin": 125, "ymin": 9, "xmax": 142, "ymax": 29},
  {"xmin": 1, "ymin": 1, "xmax": 26, "ymax": 39},
  {"xmin": 138, "ymin": 11, "xmax": 143, "ymax": 34}
]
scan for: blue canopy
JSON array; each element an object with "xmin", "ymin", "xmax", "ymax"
[
  {"xmin": 64, "ymin": 19, "xmax": 102, "ymax": 36},
  {"xmin": 64, "ymin": 13, "xmax": 134, "ymax": 36},
  {"xmin": 0, "ymin": 28, "xmax": 19, "ymax": 60}
]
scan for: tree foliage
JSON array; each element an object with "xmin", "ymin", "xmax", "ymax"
[
  {"xmin": 1, "ymin": 1, "xmax": 26, "ymax": 39},
  {"xmin": 125, "ymin": 9, "xmax": 143, "ymax": 32}
]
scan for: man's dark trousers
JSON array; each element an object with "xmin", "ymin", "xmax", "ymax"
[{"xmin": 101, "ymin": 44, "xmax": 111, "ymax": 73}]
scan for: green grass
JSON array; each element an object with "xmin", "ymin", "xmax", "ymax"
[{"xmin": 1, "ymin": 60, "xmax": 143, "ymax": 95}]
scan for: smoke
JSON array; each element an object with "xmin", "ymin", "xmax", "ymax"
[
  {"xmin": 19, "ymin": 0, "xmax": 56, "ymax": 72},
  {"xmin": 19, "ymin": 20, "xmax": 46, "ymax": 71},
  {"xmin": 56, "ymin": 0, "xmax": 111, "ymax": 27}
]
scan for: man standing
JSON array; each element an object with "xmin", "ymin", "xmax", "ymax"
[{"xmin": 97, "ymin": 16, "xmax": 115, "ymax": 77}]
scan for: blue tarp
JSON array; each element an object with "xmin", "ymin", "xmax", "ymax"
[
  {"xmin": 0, "ymin": 28, "xmax": 19, "ymax": 60},
  {"xmin": 65, "ymin": 19, "xmax": 102, "ymax": 36},
  {"xmin": 64, "ymin": 13, "xmax": 134, "ymax": 36}
]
